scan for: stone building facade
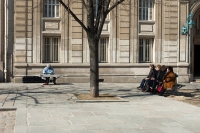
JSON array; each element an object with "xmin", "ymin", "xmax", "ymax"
[{"xmin": 0, "ymin": 0, "xmax": 200, "ymax": 83}]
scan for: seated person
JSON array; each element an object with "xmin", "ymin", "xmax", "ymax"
[
  {"xmin": 152, "ymin": 65, "xmax": 166, "ymax": 93},
  {"xmin": 158, "ymin": 65, "xmax": 167, "ymax": 84},
  {"xmin": 158, "ymin": 66, "xmax": 176, "ymax": 96},
  {"xmin": 137, "ymin": 64, "xmax": 156, "ymax": 91},
  {"xmin": 151, "ymin": 64, "xmax": 162, "ymax": 94},
  {"xmin": 43, "ymin": 64, "xmax": 56, "ymax": 85}
]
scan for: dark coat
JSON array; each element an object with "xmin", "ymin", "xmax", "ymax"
[
  {"xmin": 155, "ymin": 70, "xmax": 161, "ymax": 81},
  {"xmin": 147, "ymin": 69, "xmax": 156, "ymax": 79},
  {"xmin": 157, "ymin": 70, "xmax": 166, "ymax": 82}
]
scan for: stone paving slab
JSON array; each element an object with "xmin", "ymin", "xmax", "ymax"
[
  {"xmin": 0, "ymin": 83, "xmax": 200, "ymax": 133},
  {"xmin": 0, "ymin": 110, "xmax": 16, "ymax": 133}
]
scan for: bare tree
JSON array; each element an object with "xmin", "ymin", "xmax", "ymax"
[{"xmin": 58, "ymin": 0, "xmax": 124, "ymax": 97}]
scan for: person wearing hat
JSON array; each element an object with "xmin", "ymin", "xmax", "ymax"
[{"xmin": 43, "ymin": 64, "xmax": 56, "ymax": 85}]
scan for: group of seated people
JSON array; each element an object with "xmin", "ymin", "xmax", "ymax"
[
  {"xmin": 42, "ymin": 64, "xmax": 176, "ymax": 90},
  {"xmin": 137, "ymin": 64, "xmax": 176, "ymax": 96}
]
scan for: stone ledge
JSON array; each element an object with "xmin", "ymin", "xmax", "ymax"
[{"xmin": 14, "ymin": 63, "xmax": 190, "ymax": 67}]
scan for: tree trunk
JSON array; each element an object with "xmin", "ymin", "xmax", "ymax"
[{"xmin": 89, "ymin": 39, "xmax": 99, "ymax": 97}]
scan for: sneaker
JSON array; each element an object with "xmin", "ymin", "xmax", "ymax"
[
  {"xmin": 137, "ymin": 86, "xmax": 140, "ymax": 88},
  {"xmin": 43, "ymin": 83, "xmax": 48, "ymax": 85},
  {"xmin": 137, "ymin": 87, "xmax": 141, "ymax": 90},
  {"xmin": 53, "ymin": 82, "xmax": 56, "ymax": 85}
]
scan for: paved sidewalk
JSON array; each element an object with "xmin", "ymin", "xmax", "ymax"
[{"xmin": 0, "ymin": 83, "xmax": 200, "ymax": 133}]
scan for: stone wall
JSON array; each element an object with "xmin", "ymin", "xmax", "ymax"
[
  {"xmin": 12, "ymin": 0, "xmax": 192, "ymax": 83},
  {"xmin": 14, "ymin": 63, "xmax": 190, "ymax": 83}
]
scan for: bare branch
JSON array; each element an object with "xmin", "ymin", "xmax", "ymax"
[
  {"xmin": 107, "ymin": 0, "xmax": 125, "ymax": 14},
  {"xmin": 86, "ymin": 0, "xmax": 95, "ymax": 33},
  {"xmin": 95, "ymin": 0, "xmax": 112, "ymax": 37},
  {"xmin": 104, "ymin": 0, "xmax": 111, "ymax": 12},
  {"xmin": 96, "ymin": 12, "xmax": 106, "ymax": 39},
  {"xmin": 59, "ymin": 0, "xmax": 88, "ymax": 32},
  {"xmin": 82, "ymin": 0, "xmax": 88, "ymax": 11}
]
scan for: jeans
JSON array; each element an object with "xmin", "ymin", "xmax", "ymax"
[
  {"xmin": 139, "ymin": 78, "xmax": 146, "ymax": 88},
  {"xmin": 140, "ymin": 78, "xmax": 157, "ymax": 92}
]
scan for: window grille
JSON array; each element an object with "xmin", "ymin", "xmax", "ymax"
[
  {"xmin": 139, "ymin": 39, "xmax": 153, "ymax": 63},
  {"xmin": 44, "ymin": 37, "xmax": 59, "ymax": 63},
  {"xmin": 99, "ymin": 37, "xmax": 109, "ymax": 63},
  {"xmin": 93, "ymin": 0, "xmax": 98, "ymax": 18},
  {"xmin": 139, "ymin": 0, "xmax": 154, "ymax": 20},
  {"xmin": 44, "ymin": 0, "xmax": 59, "ymax": 18}
]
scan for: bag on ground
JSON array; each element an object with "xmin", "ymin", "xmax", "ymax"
[{"xmin": 157, "ymin": 83, "xmax": 163, "ymax": 93}]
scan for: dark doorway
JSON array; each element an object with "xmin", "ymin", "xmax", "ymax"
[{"xmin": 194, "ymin": 45, "xmax": 200, "ymax": 76}]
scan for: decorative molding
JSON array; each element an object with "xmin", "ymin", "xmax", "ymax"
[
  {"xmin": 140, "ymin": 24, "xmax": 153, "ymax": 32},
  {"xmin": 191, "ymin": 0, "xmax": 200, "ymax": 14},
  {"xmin": 44, "ymin": 22, "xmax": 60, "ymax": 30}
]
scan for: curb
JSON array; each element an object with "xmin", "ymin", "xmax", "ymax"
[
  {"xmin": 74, "ymin": 95, "xmax": 129, "ymax": 103},
  {"xmin": 0, "ymin": 108, "xmax": 17, "ymax": 111},
  {"xmin": 75, "ymin": 100, "xmax": 129, "ymax": 103}
]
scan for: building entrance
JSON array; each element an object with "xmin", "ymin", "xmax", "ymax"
[
  {"xmin": 194, "ymin": 45, "xmax": 200, "ymax": 76},
  {"xmin": 192, "ymin": 7, "xmax": 200, "ymax": 78}
]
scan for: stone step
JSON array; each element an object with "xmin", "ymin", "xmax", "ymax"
[{"xmin": 192, "ymin": 77, "xmax": 200, "ymax": 83}]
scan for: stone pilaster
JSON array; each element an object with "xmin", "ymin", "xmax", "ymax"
[
  {"xmin": 155, "ymin": 0, "xmax": 162, "ymax": 63},
  {"xmin": 111, "ymin": 0, "xmax": 118, "ymax": 63},
  {"xmin": 163, "ymin": 0, "xmax": 179, "ymax": 64},
  {"xmin": 130, "ymin": 0, "xmax": 138, "ymax": 63},
  {"xmin": 32, "ymin": 0, "xmax": 41, "ymax": 63}
]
